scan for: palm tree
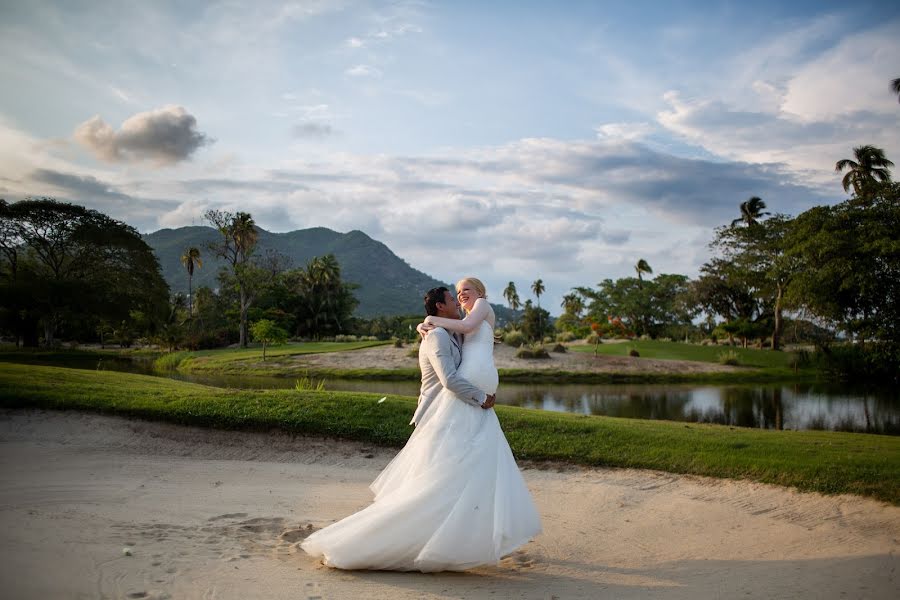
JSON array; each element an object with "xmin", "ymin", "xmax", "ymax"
[
  {"xmin": 180, "ymin": 247, "xmax": 202, "ymax": 316},
  {"xmin": 233, "ymin": 212, "xmax": 258, "ymax": 260},
  {"xmin": 730, "ymin": 197, "xmax": 770, "ymax": 227},
  {"xmin": 531, "ymin": 279, "xmax": 545, "ymax": 341},
  {"xmin": 503, "ymin": 281, "xmax": 521, "ymax": 325},
  {"xmin": 891, "ymin": 77, "xmax": 900, "ymax": 103},
  {"xmin": 634, "ymin": 259, "xmax": 653, "ymax": 289},
  {"xmin": 561, "ymin": 293, "xmax": 584, "ymax": 317},
  {"xmin": 835, "ymin": 145, "xmax": 894, "ymax": 197}
]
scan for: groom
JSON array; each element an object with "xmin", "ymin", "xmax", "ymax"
[{"xmin": 410, "ymin": 286, "xmax": 496, "ymax": 426}]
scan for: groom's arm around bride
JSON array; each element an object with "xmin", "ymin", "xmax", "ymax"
[{"xmin": 410, "ymin": 287, "xmax": 496, "ymax": 426}]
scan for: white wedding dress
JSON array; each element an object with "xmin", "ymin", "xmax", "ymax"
[{"xmin": 301, "ymin": 321, "xmax": 542, "ymax": 571}]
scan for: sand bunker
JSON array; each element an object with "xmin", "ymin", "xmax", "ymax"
[{"xmin": 0, "ymin": 410, "xmax": 896, "ymax": 599}]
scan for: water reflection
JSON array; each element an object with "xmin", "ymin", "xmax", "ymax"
[
  {"xmin": 11, "ymin": 355, "xmax": 899, "ymax": 434},
  {"xmin": 506, "ymin": 383, "xmax": 900, "ymax": 435},
  {"xmin": 180, "ymin": 375, "xmax": 896, "ymax": 435}
]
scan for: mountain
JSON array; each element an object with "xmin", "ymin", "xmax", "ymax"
[{"xmin": 144, "ymin": 226, "xmax": 516, "ymax": 320}]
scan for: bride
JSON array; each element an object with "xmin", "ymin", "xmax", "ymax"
[{"xmin": 301, "ymin": 277, "xmax": 541, "ymax": 572}]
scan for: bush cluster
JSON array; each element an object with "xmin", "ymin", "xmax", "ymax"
[
  {"xmin": 813, "ymin": 343, "xmax": 899, "ymax": 383},
  {"xmin": 717, "ymin": 350, "xmax": 740, "ymax": 366},
  {"xmin": 516, "ymin": 344, "xmax": 550, "ymax": 359},
  {"xmin": 504, "ymin": 330, "xmax": 527, "ymax": 348}
]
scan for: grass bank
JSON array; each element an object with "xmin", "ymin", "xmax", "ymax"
[
  {"xmin": 570, "ymin": 339, "xmax": 797, "ymax": 368},
  {"xmin": 0, "ymin": 340, "xmax": 816, "ymax": 384},
  {"xmin": 1, "ymin": 363, "xmax": 896, "ymax": 504},
  {"xmin": 154, "ymin": 341, "xmax": 390, "ymax": 372}
]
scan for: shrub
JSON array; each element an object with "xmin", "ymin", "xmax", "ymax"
[
  {"xmin": 556, "ymin": 331, "xmax": 577, "ymax": 343},
  {"xmin": 407, "ymin": 345, "xmax": 420, "ymax": 358},
  {"xmin": 516, "ymin": 344, "xmax": 550, "ymax": 359},
  {"xmin": 153, "ymin": 351, "xmax": 190, "ymax": 371},
  {"xmin": 551, "ymin": 343, "xmax": 567, "ymax": 353},
  {"xmin": 787, "ymin": 349, "xmax": 811, "ymax": 372},
  {"xmin": 188, "ymin": 329, "xmax": 232, "ymax": 350},
  {"xmin": 628, "ymin": 348, "xmax": 640, "ymax": 357},
  {"xmin": 295, "ymin": 377, "xmax": 326, "ymax": 391},
  {"xmin": 504, "ymin": 330, "xmax": 527, "ymax": 348},
  {"xmin": 334, "ymin": 334, "xmax": 358, "ymax": 342},
  {"xmin": 585, "ymin": 333, "xmax": 602, "ymax": 345},
  {"xmin": 393, "ymin": 338, "xmax": 403, "ymax": 348},
  {"xmin": 717, "ymin": 350, "xmax": 740, "ymax": 366},
  {"xmin": 813, "ymin": 342, "xmax": 900, "ymax": 382},
  {"xmin": 543, "ymin": 336, "xmax": 555, "ymax": 344}
]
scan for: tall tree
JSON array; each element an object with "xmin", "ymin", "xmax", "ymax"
[
  {"xmin": 835, "ymin": 145, "xmax": 894, "ymax": 198},
  {"xmin": 634, "ymin": 258, "xmax": 653, "ymax": 288},
  {"xmin": 502, "ymin": 281, "xmax": 521, "ymax": 325},
  {"xmin": 205, "ymin": 209, "xmax": 268, "ymax": 347},
  {"xmin": 0, "ymin": 198, "xmax": 168, "ymax": 345},
  {"xmin": 713, "ymin": 215, "xmax": 798, "ymax": 350},
  {"xmin": 531, "ymin": 278, "xmax": 545, "ymax": 341},
  {"xmin": 560, "ymin": 293, "xmax": 584, "ymax": 318},
  {"xmin": 180, "ymin": 247, "xmax": 202, "ymax": 316},
  {"xmin": 287, "ymin": 253, "xmax": 358, "ymax": 339},
  {"xmin": 731, "ymin": 197, "xmax": 770, "ymax": 227},
  {"xmin": 891, "ymin": 77, "xmax": 900, "ymax": 103},
  {"xmin": 786, "ymin": 181, "xmax": 900, "ymax": 343}
]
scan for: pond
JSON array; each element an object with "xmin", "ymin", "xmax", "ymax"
[
  {"xmin": 159, "ymin": 370, "xmax": 900, "ymax": 436},
  {"xmin": 20, "ymin": 355, "xmax": 900, "ymax": 435}
]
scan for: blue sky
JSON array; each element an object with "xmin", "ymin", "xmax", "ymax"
[{"xmin": 1, "ymin": 0, "xmax": 898, "ymax": 314}]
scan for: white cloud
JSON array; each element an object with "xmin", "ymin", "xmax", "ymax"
[
  {"xmin": 596, "ymin": 122, "xmax": 656, "ymax": 142},
  {"xmin": 655, "ymin": 18, "xmax": 900, "ymax": 190},
  {"xmin": 345, "ymin": 64, "xmax": 382, "ymax": 78},
  {"xmin": 780, "ymin": 22, "xmax": 900, "ymax": 120}
]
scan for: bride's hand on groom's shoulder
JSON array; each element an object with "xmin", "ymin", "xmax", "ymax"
[{"xmin": 416, "ymin": 322, "xmax": 434, "ymax": 338}]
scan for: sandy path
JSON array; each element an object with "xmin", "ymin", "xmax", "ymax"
[
  {"xmin": 0, "ymin": 410, "xmax": 897, "ymax": 599},
  {"xmin": 286, "ymin": 342, "xmax": 740, "ymax": 375}
]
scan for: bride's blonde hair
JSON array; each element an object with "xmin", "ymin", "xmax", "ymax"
[{"xmin": 455, "ymin": 277, "xmax": 487, "ymax": 312}]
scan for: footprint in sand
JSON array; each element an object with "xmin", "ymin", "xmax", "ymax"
[
  {"xmin": 280, "ymin": 525, "xmax": 314, "ymax": 544},
  {"xmin": 207, "ymin": 513, "xmax": 248, "ymax": 522},
  {"xmin": 499, "ymin": 549, "xmax": 543, "ymax": 571},
  {"xmin": 305, "ymin": 581, "xmax": 326, "ymax": 600}
]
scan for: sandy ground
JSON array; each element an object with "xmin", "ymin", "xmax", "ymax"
[
  {"xmin": 289, "ymin": 342, "xmax": 741, "ymax": 375},
  {"xmin": 0, "ymin": 410, "xmax": 897, "ymax": 600}
]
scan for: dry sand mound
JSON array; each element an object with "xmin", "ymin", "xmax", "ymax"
[{"xmin": 287, "ymin": 342, "xmax": 740, "ymax": 375}]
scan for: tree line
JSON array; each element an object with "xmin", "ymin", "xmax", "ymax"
[
  {"xmin": 1, "ymin": 144, "xmax": 896, "ymax": 377},
  {"xmin": 0, "ymin": 203, "xmax": 361, "ymax": 349},
  {"xmin": 504, "ymin": 145, "xmax": 896, "ymax": 378}
]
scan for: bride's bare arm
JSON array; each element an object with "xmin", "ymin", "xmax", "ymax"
[{"xmin": 423, "ymin": 298, "xmax": 491, "ymax": 334}]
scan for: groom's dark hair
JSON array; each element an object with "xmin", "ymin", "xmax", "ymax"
[{"xmin": 424, "ymin": 286, "xmax": 450, "ymax": 316}]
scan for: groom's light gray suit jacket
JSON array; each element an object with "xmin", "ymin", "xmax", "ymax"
[{"xmin": 410, "ymin": 328, "xmax": 486, "ymax": 426}]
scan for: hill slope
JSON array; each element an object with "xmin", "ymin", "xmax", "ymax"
[{"xmin": 144, "ymin": 226, "xmax": 514, "ymax": 319}]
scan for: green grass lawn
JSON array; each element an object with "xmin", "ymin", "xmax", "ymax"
[
  {"xmin": 570, "ymin": 339, "xmax": 798, "ymax": 369},
  {"xmin": 160, "ymin": 341, "xmax": 390, "ymax": 372},
  {"xmin": 1, "ymin": 362, "xmax": 897, "ymax": 504}
]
